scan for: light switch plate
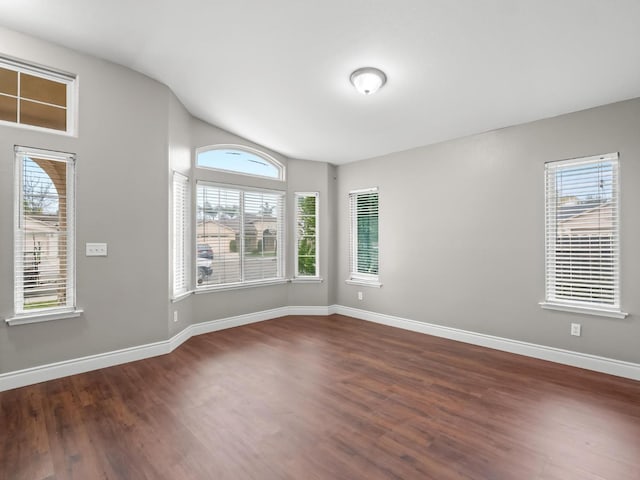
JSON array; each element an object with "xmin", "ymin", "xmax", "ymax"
[{"xmin": 86, "ymin": 243, "xmax": 108, "ymax": 257}]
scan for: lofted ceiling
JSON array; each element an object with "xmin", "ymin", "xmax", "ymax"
[{"xmin": 1, "ymin": 1, "xmax": 640, "ymax": 164}]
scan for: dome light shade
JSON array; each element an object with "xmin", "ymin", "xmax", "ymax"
[{"xmin": 350, "ymin": 67, "xmax": 387, "ymax": 95}]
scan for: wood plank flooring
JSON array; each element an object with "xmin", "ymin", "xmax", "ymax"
[{"xmin": 1, "ymin": 314, "xmax": 639, "ymax": 480}]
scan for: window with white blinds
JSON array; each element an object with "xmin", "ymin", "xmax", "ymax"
[
  {"xmin": 349, "ymin": 188, "xmax": 379, "ymax": 284},
  {"xmin": 172, "ymin": 172, "xmax": 190, "ymax": 297},
  {"xmin": 295, "ymin": 192, "xmax": 319, "ymax": 278},
  {"xmin": 196, "ymin": 183, "xmax": 285, "ymax": 288},
  {"xmin": 544, "ymin": 153, "xmax": 620, "ymax": 310},
  {"xmin": 14, "ymin": 146, "xmax": 75, "ymax": 315}
]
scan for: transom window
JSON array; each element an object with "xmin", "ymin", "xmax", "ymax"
[
  {"xmin": 0, "ymin": 56, "xmax": 77, "ymax": 134},
  {"xmin": 197, "ymin": 145, "xmax": 284, "ymax": 180}
]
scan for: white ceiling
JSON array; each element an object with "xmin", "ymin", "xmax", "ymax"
[{"xmin": 1, "ymin": 1, "xmax": 640, "ymax": 164}]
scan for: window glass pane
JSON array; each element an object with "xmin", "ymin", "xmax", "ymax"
[
  {"xmin": 197, "ymin": 148, "xmax": 281, "ymax": 179},
  {"xmin": 244, "ymin": 191, "xmax": 282, "ymax": 281},
  {"xmin": 0, "ymin": 94, "xmax": 17, "ymax": 122},
  {"xmin": 545, "ymin": 155, "xmax": 619, "ymax": 307},
  {"xmin": 18, "ymin": 155, "xmax": 70, "ymax": 312},
  {"xmin": 20, "ymin": 99, "xmax": 66, "ymax": 131},
  {"xmin": 20, "ymin": 73, "xmax": 67, "ymax": 106},
  {"xmin": 196, "ymin": 183, "xmax": 285, "ymax": 287},
  {"xmin": 296, "ymin": 193, "xmax": 318, "ymax": 277},
  {"xmin": 0, "ymin": 57, "xmax": 75, "ymax": 134},
  {"xmin": 0, "ymin": 67, "xmax": 18, "ymax": 96},
  {"xmin": 356, "ymin": 193, "xmax": 379, "ymax": 275},
  {"xmin": 196, "ymin": 185, "xmax": 241, "ymax": 286}
]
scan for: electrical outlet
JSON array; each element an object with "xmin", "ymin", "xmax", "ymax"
[
  {"xmin": 86, "ymin": 243, "xmax": 108, "ymax": 257},
  {"xmin": 357, "ymin": 291, "xmax": 363, "ymax": 301},
  {"xmin": 571, "ymin": 323, "xmax": 581, "ymax": 336},
  {"xmin": 173, "ymin": 311, "xmax": 179, "ymax": 323}
]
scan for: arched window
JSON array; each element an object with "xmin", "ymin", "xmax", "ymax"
[{"xmin": 196, "ymin": 145, "xmax": 284, "ymax": 180}]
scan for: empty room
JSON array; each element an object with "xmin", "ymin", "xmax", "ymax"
[{"xmin": 1, "ymin": 1, "xmax": 639, "ymax": 479}]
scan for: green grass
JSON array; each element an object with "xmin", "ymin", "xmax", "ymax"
[{"xmin": 24, "ymin": 300, "xmax": 61, "ymax": 310}]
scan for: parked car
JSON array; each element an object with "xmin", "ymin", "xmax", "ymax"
[
  {"xmin": 197, "ymin": 243, "xmax": 213, "ymax": 259},
  {"xmin": 197, "ymin": 257, "xmax": 212, "ymax": 284},
  {"xmin": 197, "ymin": 243, "xmax": 213, "ymax": 284}
]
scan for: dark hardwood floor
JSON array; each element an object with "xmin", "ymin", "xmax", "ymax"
[{"xmin": 1, "ymin": 314, "xmax": 639, "ymax": 480}]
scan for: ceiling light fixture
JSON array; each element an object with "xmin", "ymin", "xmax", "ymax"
[{"xmin": 350, "ymin": 67, "xmax": 387, "ymax": 95}]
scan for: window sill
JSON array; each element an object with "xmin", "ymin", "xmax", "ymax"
[
  {"xmin": 540, "ymin": 302, "xmax": 628, "ymax": 319},
  {"xmin": 292, "ymin": 277, "xmax": 323, "ymax": 284},
  {"xmin": 171, "ymin": 291, "xmax": 193, "ymax": 303},
  {"xmin": 195, "ymin": 278, "xmax": 289, "ymax": 294},
  {"xmin": 6, "ymin": 309, "xmax": 84, "ymax": 326},
  {"xmin": 345, "ymin": 279, "xmax": 382, "ymax": 288}
]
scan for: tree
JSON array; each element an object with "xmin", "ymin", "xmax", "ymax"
[
  {"xmin": 23, "ymin": 159, "xmax": 57, "ymax": 214},
  {"xmin": 197, "ymin": 202, "xmax": 239, "ymax": 220},
  {"xmin": 297, "ymin": 196, "xmax": 317, "ymax": 275}
]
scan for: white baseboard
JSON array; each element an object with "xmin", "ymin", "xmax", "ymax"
[
  {"xmin": 0, "ymin": 306, "xmax": 294, "ymax": 392},
  {"xmin": 0, "ymin": 340, "xmax": 172, "ymax": 393},
  {"xmin": 287, "ymin": 305, "xmax": 331, "ymax": 316},
  {"xmin": 2, "ymin": 304, "xmax": 638, "ymax": 392},
  {"xmin": 332, "ymin": 305, "xmax": 640, "ymax": 382}
]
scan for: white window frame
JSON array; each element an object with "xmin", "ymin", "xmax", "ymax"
[
  {"xmin": 196, "ymin": 144, "xmax": 285, "ymax": 181},
  {"xmin": 294, "ymin": 192, "xmax": 320, "ymax": 280},
  {"xmin": 347, "ymin": 187, "xmax": 381, "ymax": 287},
  {"xmin": 195, "ymin": 181, "xmax": 286, "ymax": 291},
  {"xmin": 540, "ymin": 152, "xmax": 627, "ymax": 319},
  {"xmin": 0, "ymin": 55, "xmax": 78, "ymax": 136},
  {"xmin": 171, "ymin": 172, "xmax": 190, "ymax": 300},
  {"xmin": 7, "ymin": 146, "xmax": 81, "ymax": 326}
]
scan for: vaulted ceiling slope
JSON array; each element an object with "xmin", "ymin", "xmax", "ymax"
[{"xmin": 1, "ymin": 1, "xmax": 640, "ymax": 164}]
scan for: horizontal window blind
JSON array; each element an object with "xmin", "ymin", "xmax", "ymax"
[
  {"xmin": 349, "ymin": 189, "xmax": 379, "ymax": 281},
  {"xmin": 295, "ymin": 192, "xmax": 319, "ymax": 277},
  {"xmin": 15, "ymin": 147, "xmax": 75, "ymax": 314},
  {"xmin": 196, "ymin": 183, "xmax": 284, "ymax": 287},
  {"xmin": 172, "ymin": 172, "xmax": 189, "ymax": 296},
  {"xmin": 545, "ymin": 153, "xmax": 620, "ymax": 308}
]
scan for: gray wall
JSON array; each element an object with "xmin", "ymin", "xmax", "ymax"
[
  {"xmin": 287, "ymin": 159, "xmax": 334, "ymax": 307},
  {"xmin": 167, "ymin": 91, "xmax": 193, "ymax": 337},
  {"xmin": 0, "ymin": 28, "xmax": 171, "ymax": 373},
  {"xmin": 0, "ymin": 28, "xmax": 333, "ymax": 374},
  {"xmin": 186, "ymin": 119, "xmax": 335, "ymax": 323},
  {"xmin": 336, "ymin": 98, "xmax": 640, "ymax": 364},
  {"xmin": 2, "ymin": 25, "xmax": 638, "ymax": 377}
]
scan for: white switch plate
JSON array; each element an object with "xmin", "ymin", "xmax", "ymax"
[
  {"xmin": 570, "ymin": 323, "xmax": 581, "ymax": 336},
  {"xmin": 357, "ymin": 291, "xmax": 363, "ymax": 301},
  {"xmin": 86, "ymin": 243, "xmax": 108, "ymax": 257}
]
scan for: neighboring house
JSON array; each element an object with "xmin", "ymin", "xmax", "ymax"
[
  {"xmin": 246, "ymin": 215, "xmax": 278, "ymax": 253},
  {"xmin": 197, "ymin": 215, "xmax": 279, "ymax": 255},
  {"xmin": 196, "ymin": 220, "xmax": 237, "ymax": 255},
  {"xmin": 22, "ymin": 215, "xmax": 63, "ymax": 304},
  {"xmin": 554, "ymin": 200, "xmax": 614, "ymax": 302},
  {"xmin": 558, "ymin": 200, "xmax": 613, "ymax": 236}
]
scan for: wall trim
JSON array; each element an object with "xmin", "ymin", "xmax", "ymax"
[
  {"xmin": 2, "ymin": 304, "xmax": 638, "ymax": 392},
  {"xmin": 0, "ymin": 306, "xmax": 329, "ymax": 392},
  {"xmin": 287, "ymin": 305, "xmax": 331, "ymax": 316},
  {"xmin": 332, "ymin": 305, "xmax": 640, "ymax": 382}
]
